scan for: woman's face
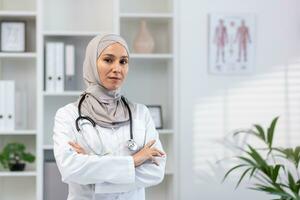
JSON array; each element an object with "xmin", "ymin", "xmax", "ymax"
[{"xmin": 97, "ymin": 43, "xmax": 129, "ymax": 91}]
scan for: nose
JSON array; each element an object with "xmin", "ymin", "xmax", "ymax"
[{"xmin": 112, "ymin": 62, "xmax": 122, "ymax": 73}]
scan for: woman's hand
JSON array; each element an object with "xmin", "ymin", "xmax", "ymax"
[
  {"xmin": 68, "ymin": 141, "xmax": 87, "ymax": 154},
  {"xmin": 132, "ymin": 140, "xmax": 165, "ymax": 167}
]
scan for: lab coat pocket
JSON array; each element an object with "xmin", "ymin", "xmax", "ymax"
[{"xmin": 133, "ymin": 119, "xmax": 146, "ymax": 149}]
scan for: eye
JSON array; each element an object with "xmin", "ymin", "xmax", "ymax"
[
  {"xmin": 103, "ymin": 58, "xmax": 113, "ymax": 63},
  {"xmin": 120, "ymin": 59, "xmax": 128, "ymax": 65}
]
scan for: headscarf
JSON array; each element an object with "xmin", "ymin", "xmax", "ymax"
[{"xmin": 74, "ymin": 34, "xmax": 133, "ymax": 128}]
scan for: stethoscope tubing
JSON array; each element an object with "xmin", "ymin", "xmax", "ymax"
[{"xmin": 75, "ymin": 93, "xmax": 137, "ymax": 153}]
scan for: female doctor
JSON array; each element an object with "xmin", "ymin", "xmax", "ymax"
[{"xmin": 53, "ymin": 34, "xmax": 166, "ymax": 200}]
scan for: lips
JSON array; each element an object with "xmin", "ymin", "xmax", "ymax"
[{"xmin": 108, "ymin": 77, "xmax": 121, "ymax": 80}]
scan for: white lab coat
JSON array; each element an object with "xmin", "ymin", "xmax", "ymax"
[{"xmin": 53, "ymin": 102, "xmax": 166, "ymax": 200}]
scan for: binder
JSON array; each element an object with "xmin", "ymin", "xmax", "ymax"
[
  {"xmin": 55, "ymin": 42, "xmax": 65, "ymax": 92},
  {"xmin": 15, "ymin": 88, "xmax": 27, "ymax": 129},
  {"xmin": 0, "ymin": 82, "xmax": 5, "ymax": 130},
  {"xmin": 46, "ymin": 43, "xmax": 56, "ymax": 92},
  {"xmin": 65, "ymin": 45, "xmax": 75, "ymax": 76},
  {"xmin": 65, "ymin": 45, "xmax": 76, "ymax": 91},
  {"xmin": 4, "ymin": 81, "xmax": 15, "ymax": 131}
]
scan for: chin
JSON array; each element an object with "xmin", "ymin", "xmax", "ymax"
[{"xmin": 107, "ymin": 85, "xmax": 121, "ymax": 91}]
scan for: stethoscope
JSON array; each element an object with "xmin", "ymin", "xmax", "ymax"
[{"xmin": 75, "ymin": 93, "xmax": 138, "ymax": 155}]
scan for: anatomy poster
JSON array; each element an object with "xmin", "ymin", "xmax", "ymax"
[{"xmin": 209, "ymin": 14, "xmax": 256, "ymax": 75}]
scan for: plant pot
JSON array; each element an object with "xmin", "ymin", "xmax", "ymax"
[{"xmin": 8, "ymin": 163, "xmax": 25, "ymax": 171}]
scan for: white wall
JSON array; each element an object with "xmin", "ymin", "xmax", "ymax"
[{"xmin": 178, "ymin": 0, "xmax": 300, "ymax": 199}]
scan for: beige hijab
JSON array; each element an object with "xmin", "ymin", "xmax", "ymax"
[{"xmin": 74, "ymin": 34, "xmax": 133, "ymax": 128}]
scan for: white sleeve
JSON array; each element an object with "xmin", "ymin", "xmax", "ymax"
[
  {"xmin": 53, "ymin": 107, "xmax": 136, "ymax": 185},
  {"xmin": 134, "ymin": 105, "xmax": 167, "ymax": 188}
]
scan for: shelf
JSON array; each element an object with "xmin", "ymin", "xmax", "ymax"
[
  {"xmin": 42, "ymin": 31, "xmax": 105, "ymax": 37},
  {"xmin": 0, "ymin": 171, "xmax": 37, "ymax": 177},
  {"xmin": 43, "ymin": 31, "xmax": 105, "ymax": 36},
  {"xmin": 165, "ymin": 170, "xmax": 174, "ymax": 175},
  {"xmin": 0, "ymin": 52, "xmax": 36, "ymax": 58},
  {"xmin": 158, "ymin": 129, "xmax": 174, "ymax": 135},
  {"xmin": 43, "ymin": 145, "xmax": 53, "ymax": 150},
  {"xmin": 130, "ymin": 54, "xmax": 173, "ymax": 59},
  {"xmin": 120, "ymin": 13, "xmax": 173, "ymax": 19},
  {"xmin": 0, "ymin": 129, "xmax": 36, "ymax": 135},
  {"xmin": 43, "ymin": 91, "xmax": 82, "ymax": 96},
  {"xmin": 0, "ymin": 10, "xmax": 36, "ymax": 18}
]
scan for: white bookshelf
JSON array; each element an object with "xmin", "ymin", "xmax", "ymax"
[
  {"xmin": 0, "ymin": 0, "xmax": 37, "ymax": 199},
  {"xmin": 0, "ymin": 0, "xmax": 178, "ymax": 199},
  {"xmin": 37, "ymin": 0, "xmax": 179, "ymax": 200}
]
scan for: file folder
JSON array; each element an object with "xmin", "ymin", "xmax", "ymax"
[
  {"xmin": 55, "ymin": 43, "xmax": 65, "ymax": 92},
  {"xmin": 46, "ymin": 43, "xmax": 56, "ymax": 92}
]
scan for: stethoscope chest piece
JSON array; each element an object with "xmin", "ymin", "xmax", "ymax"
[{"xmin": 127, "ymin": 139, "xmax": 138, "ymax": 152}]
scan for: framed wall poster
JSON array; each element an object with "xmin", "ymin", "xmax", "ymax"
[
  {"xmin": 208, "ymin": 14, "xmax": 256, "ymax": 75},
  {"xmin": 1, "ymin": 21, "xmax": 26, "ymax": 52},
  {"xmin": 146, "ymin": 105, "xmax": 163, "ymax": 129}
]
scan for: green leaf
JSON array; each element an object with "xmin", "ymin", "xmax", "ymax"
[
  {"xmin": 235, "ymin": 167, "xmax": 252, "ymax": 189},
  {"xmin": 0, "ymin": 143, "xmax": 36, "ymax": 168},
  {"xmin": 247, "ymin": 145, "xmax": 268, "ymax": 170},
  {"xmin": 223, "ymin": 164, "xmax": 247, "ymax": 182},
  {"xmin": 251, "ymin": 184, "xmax": 293, "ymax": 199},
  {"xmin": 237, "ymin": 156, "xmax": 257, "ymax": 167},
  {"xmin": 267, "ymin": 116, "xmax": 279, "ymax": 149},
  {"xmin": 275, "ymin": 147, "xmax": 300, "ymax": 169},
  {"xmin": 288, "ymin": 172, "xmax": 297, "ymax": 192},
  {"xmin": 253, "ymin": 124, "xmax": 266, "ymax": 142}
]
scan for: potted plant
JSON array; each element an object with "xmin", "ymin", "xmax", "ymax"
[
  {"xmin": 0, "ymin": 142, "xmax": 35, "ymax": 171},
  {"xmin": 223, "ymin": 117, "xmax": 300, "ymax": 200}
]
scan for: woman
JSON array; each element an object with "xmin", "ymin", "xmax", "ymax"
[{"xmin": 53, "ymin": 34, "xmax": 166, "ymax": 200}]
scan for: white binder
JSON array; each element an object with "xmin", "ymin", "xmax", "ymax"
[
  {"xmin": 65, "ymin": 45, "xmax": 75, "ymax": 76},
  {"xmin": 46, "ymin": 42, "xmax": 56, "ymax": 92},
  {"xmin": 55, "ymin": 42, "xmax": 65, "ymax": 92},
  {"xmin": 0, "ymin": 81, "xmax": 5, "ymax": 130},
  {"xmin": 4, "ymin": 81, "xmax": 15, "ymax": 131},
  {"xmin": 65, "ymin": 44, "xmax": 76, "ymax": 91}
]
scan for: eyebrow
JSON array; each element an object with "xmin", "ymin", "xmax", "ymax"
[{"xmin": 103, "ymin": 54, "xmax": 128, "ymax": 59}]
